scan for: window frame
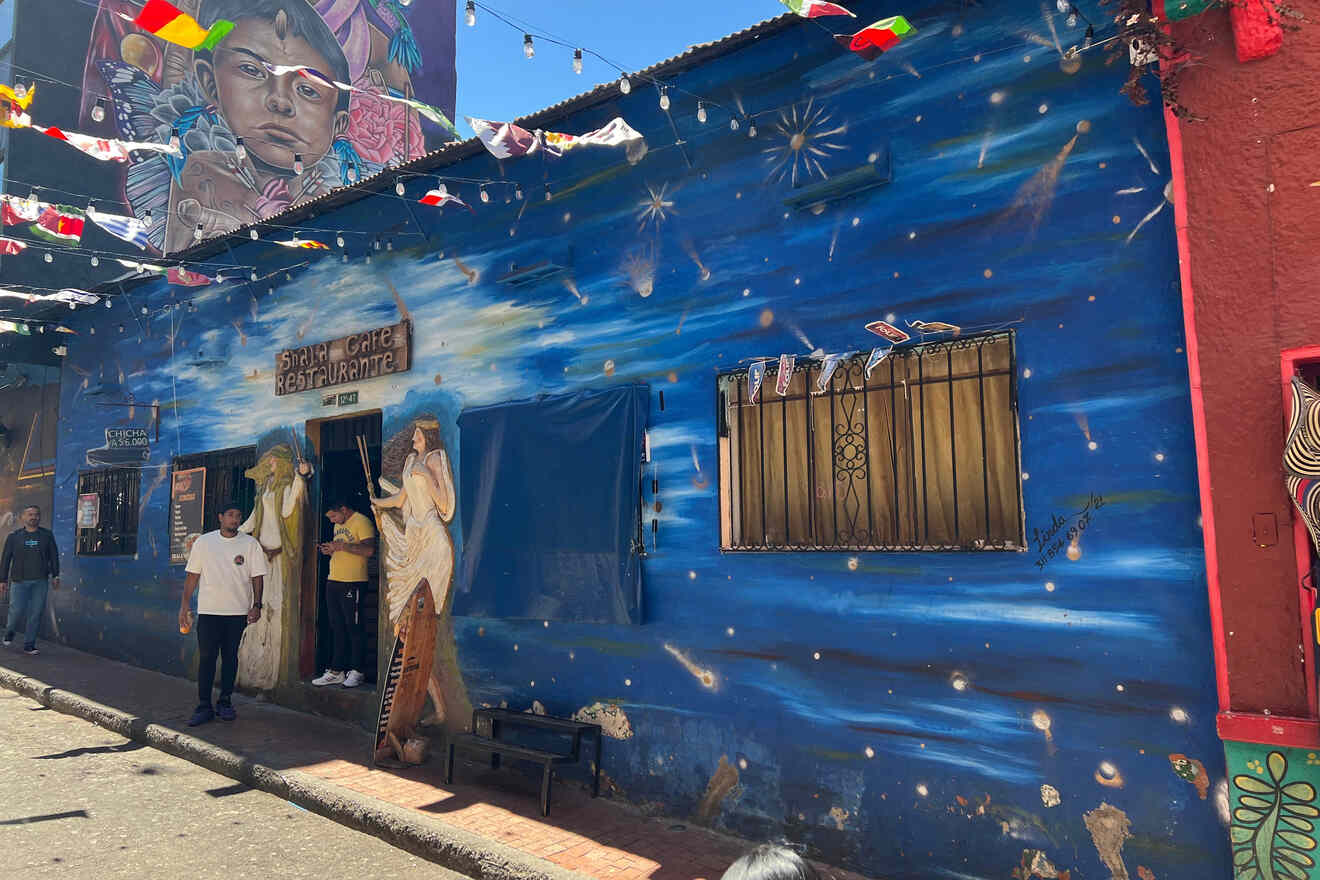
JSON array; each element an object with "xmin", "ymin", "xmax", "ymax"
[
  {"xmin": 170, "ymin": 445, "xmax": 257, "ymax": 555},
  {"xmin": 716, "ymin": 330, "xmax": 1025, "ymax": 553},
  {"xmin": 75, "ymin": 467, "xmax": 142, "ymax": 556}
]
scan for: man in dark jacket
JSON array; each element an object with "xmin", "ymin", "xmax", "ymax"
[{"xmin": 0, "ymin": 505, "xmax": 60, "ymax": 655}]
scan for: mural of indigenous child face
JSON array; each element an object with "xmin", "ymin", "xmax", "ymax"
[{"xmin": 194, "ymin": 3, "xmax": 350, "ymax": 174}]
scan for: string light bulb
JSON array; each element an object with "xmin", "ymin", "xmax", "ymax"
[
  {"xmin": 91, "ymin": 97, "xmax": 107, "ymax": 123},
  {"xmin": 13, "ymin": 83, "xmax": 25, "ymax": 100},
  {"xmin": 729, "ymin": 117, "xmax": 740, "ymax": 131},
  {"xmin": 143, "ymin": 208, "xmax": 153, "ymax": 225},
  {"xmin": 105, "ymin": 298, "xmax": 112, "ymax": 309},
  {"xmin": 465, "ymin": 0, "xmax": 476, "ymax": 26},
  {"xmin": 293, "ymin": 153, "xmax": 304, "ymax": 174},
  {"xmin": 249, "ymin": 228, "xmax": 259, "ymax": 240},
  {"xmin": 374, "ymin": 238, "xmax": 381, "ymax": 251},
  {"xmin": 1083, "ymin": 25, "xmax": 1095, "ymax": 48},
  {"xmin": 659, "ymin": 88, "xmax": 670, "ymax": 111},
  {"xmin": 479, "ymin": 185, "xmax": 490, "ymax": 203},
  {"xmin": 169, "ymin": 128, "xmax": 180, "ymax": 149},
  {"xmin": 43, "ymin": 252, "xmax": 52, "ymax": 263},
  {"xmin": 395, "ymin": 179, "xmax": 405, "ymax": 196},
  {"xmin": 697, "ymin": 101, "xmax": 707, "ymax": 123},
  {"xmin": 336, "ymin": 231, "xmax": 345, "ymax": 248},
  {"xmin": 386, "ymin": 239, "xmax": 393, "ymax": 252},
  {"xmin": 618, "ymin": 74, "xmax": 631, "ymax": 94},
  {"xmin": 573, "ymin": 49, "xmax": 583, "ymax": 74},
  {"xmin": 1056, "ymin": 0, "xmax": 1069, "ymax": 11},
  {"xmin": 514, "ymin": 183, "xmax": 524, "ymax": 200},
  {"xmin": 544, "ymin": 183, "xmax": 552, "ymax": 201},
  {"xmin": 90, "ymin": 255, "xmax": 99, "ymax": 267},
  {"xmin": 523, "ymin": 34, "xmax": 535, "ymax": 59},
  {"xmin": 194, "ymin": 223, "xmax": 204, "ymax": 241},
  {"xmin": 438, "ymin": 182, "xmax": 448, "ymax": 196},
  {"xmin": 1066, "ymin": 9, "xmax": 1078, "ymax": 26},
  {"xmin": 25, "ymin": 190, "xmax": 37, "ymax": 212},
  {"xmin": 234, "ymin": 137, "xmax": 246, "ymax": 161},
  {"xmin": 250, "ymin": 270, "xmax": 259, "ymax": 281},
  {"xmin": 748, "ymin": 120, "xmax": 758, "ymax": 138}
]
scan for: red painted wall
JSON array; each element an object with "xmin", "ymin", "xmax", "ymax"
[{"xmin": 1171, "ymin": 9, "xmax": 1320, "ymax": 719}]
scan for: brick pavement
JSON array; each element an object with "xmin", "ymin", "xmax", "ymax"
[{"xmin": 0, "ymin": 642, "xmax": 870, "ymax": 880}]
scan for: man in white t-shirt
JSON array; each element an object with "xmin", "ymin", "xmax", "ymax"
[{"xmin": 179, "ymin": 501, "xmax": 268, "ymax": 727}]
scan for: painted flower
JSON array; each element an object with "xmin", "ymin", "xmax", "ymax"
[{"xmin": 346, "ymin": 82, "xmax": 426, "ymax": 166}]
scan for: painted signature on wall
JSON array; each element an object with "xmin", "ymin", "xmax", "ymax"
[{"xmin": 1032, "ymin": 492, "xmax": 1104, "ymax": 569}]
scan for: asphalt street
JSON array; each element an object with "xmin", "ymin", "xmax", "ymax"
[{"xmin": 0, "ymin": 688, "xmax": 473, "ymax": 878}]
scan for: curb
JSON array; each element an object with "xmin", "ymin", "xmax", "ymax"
[{"xmin": 0, "ymin": 664, "xmax": 586, "ymax": 880}]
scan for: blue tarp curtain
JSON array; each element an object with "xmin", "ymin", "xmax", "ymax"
[{"xmin": 454, "ymin": 385, "xmax": 647, "ymax": 624}]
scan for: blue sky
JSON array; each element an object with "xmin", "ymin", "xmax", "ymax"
[{"xmin": 454, "ymin": 0, "xmax": 780, "ymax": 124}]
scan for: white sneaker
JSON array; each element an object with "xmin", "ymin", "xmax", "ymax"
[
  {"xmin": 313, "ymin": 669, "xmax": 345, "ymax": 686},
  {"xmin": 342, "ymin": 670, "xmax": 365, "ymax": 689}
]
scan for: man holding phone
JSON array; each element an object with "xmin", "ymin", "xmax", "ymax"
[{"xmin": 313, "ymin": 497, "xmax": 375, "ymax": 689}]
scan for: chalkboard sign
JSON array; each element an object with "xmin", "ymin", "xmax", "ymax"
[{"xmin": 170, "ymin": 467, "xmax": 206, "ymax": 565}]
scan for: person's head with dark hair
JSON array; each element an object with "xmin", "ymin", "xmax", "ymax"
[
  {"xmin": 194, "ymin": 0, "xmax": 351, "ymax": 174},
  {"xmin": 217, "ymin": 500, "xmax": 244, "ymax": 535},
  {"xmin": 20, "ymin": 505, "xmax": 41, "ymax": 529},
  {"xmin": 719, "ymin": 846, "xmax": 819, "ymax": 880},
  {"xmin": 324, "ymin": 496, "xmax": 356, "ymax": 525}
]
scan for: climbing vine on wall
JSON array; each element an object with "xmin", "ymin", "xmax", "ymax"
[{"xmin": 1232, "ymin": 751, "xmax": 1320, "ymax": 880}]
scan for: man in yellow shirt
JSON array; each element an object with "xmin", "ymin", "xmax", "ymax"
[{"xmin": 314, "ymin": 497, "xmax": 376, "ymax": 688}]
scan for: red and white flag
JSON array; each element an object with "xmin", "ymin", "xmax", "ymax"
[
  {"xmin": 0, "ymin": 236, "xmax": 26, "ymax": 255},
  {"xmin": 418, "ymin": 190, "xmax": 471, "ymax": 210},
  {"xmin": 1, "ymin": 194, "xmax": 41, "ymax": 226},
  {"xmin": 166, "ymin": 267, "xmax": 212, "ymax": 287},
  {"xmin": 37, "ymin": 126, "xmax": 181, "ymax": 163}
]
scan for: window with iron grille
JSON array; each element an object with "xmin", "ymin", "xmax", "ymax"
[
  {"xmin": 717, "ymin": 331, "xmax": 1024, "ymax": 551},
  {"xmin": 76, "ymin": 468, "xmax": 141, "ymax": 556},
  {"xmin": 172, "ymin": 446, "xmax": 258, "ymax": 537}
]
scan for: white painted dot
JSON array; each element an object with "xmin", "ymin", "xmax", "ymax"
[
  {"xmin": 726, "ymin": 627, "xmax": 735, "ymax": 636},
  {"xmin": 1088, "ymin": 441, "xmax": 1099, "ymax": 451},
  {"xmin": 742, "ymin": 288, "xmax": 750, "ymax": 297},
  {"xmin": 973, "ymin": 53, "xmax": 982, "ymax": 62},
  {"xmin": 1115, "ymin": 683, "xmax": 1125, "ymax": 692},
  {"xmin": 625, "ymin": 678, "xmax": 632, "ymax": 686},
  {"xmin": 543, "ymin": 620, "xmax": 550, "ymax": 628},
  {"xmin": 1022, "ymin": 368, "xmax": 1032, "ymax": 378},
  {"xmin": 1024, "ymin": 54, "xmax": 1032, "ymax": 62},
  {"xmin": 852, "ymin": 217, "xmax": 860, "ymax": 226},
  {"xmin": 813, "ymin": 651, "xmax": 822, "ymax": 661},
  {"xmin": 864, "ymin": 746, "xmax": 875, "ymax": 758},
  {"xmin": 569, "ymin": 651, "xmax": 575, "ymax": 660},
  {"xmin": 1022, "ymin": 472, "xmax": 1030, "ymax": 481},
  {"xmin": 1155, "ymin": 452, "xmax": 1165, "ymax": 462},
  {"xmin": 1032, "ymin": 710, "xmax": 1052, "ymax": 731},
  {"xmin": 688, "ymin": 570, "xmax": 697, "ymax": 580},
  {"xmin": 738, "ymin": 757, "xmax": 749, "ymax": 769},
  {"xmin": 530, "ymin": 680, "xmax": 536, "ymax": 687},
  {"xmin": 1045, "ymin": 581, "xmax": 1056, "ymax": 592},
  {"xmin": 513, "ymin": 643, "xmax": 519, "ymax": 651},
  {"xmin": 908, "ymin": 231, "xmax": 917, "ymax": 240},
  {"xmin": 1170, "ymin": 706, "xmax": 1189, "ymax": 723},
  {"xmin": 847, "ymin": 557, "xmax": 859, "ymax": 571},
  {"xmin": 914, "ymin": 115, "xmax": 922, "ymax": 122},
  {"xmin": 989, "ymin": 90, "xmax": 1006, "ymax": 104},
  {"xmin": 950, "ymin": 673, "xmax": 969, "ymax": 691},
  {"xmin": 794, "ymin": 277, "xmax": 801, "ymax": 285},
  {"xmin": 885, "ymin": 312, "xmax": 897, "ymax": 323},
  {"xmin": 1038, "ymin": 104, "xmax": 1049, "ymax": 114},
  {"xmin": 563, "ymin": 212, "xmax": 572, "ymax": 223},
  {"xmin": 1099, "ymin": 761, "xmax": 1117, "ymax": 778},
  {"xmin": 916, "ymin": 783, "xmax": 929, "ymax": 797},
  {"xmin": 783, "ymin": 212, "xmax": 790, "ymax": 220}
]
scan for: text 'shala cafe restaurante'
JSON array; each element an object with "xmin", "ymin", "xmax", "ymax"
[{"xmin": 20, "ymin": 0, "xmax": 1318, "ymax": 874}]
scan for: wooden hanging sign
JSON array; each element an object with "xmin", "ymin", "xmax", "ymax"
[{"xmin": 275, "ymin": 321, "xmax": 411, "ymax": 396}]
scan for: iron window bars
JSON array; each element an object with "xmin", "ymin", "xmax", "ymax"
[
  {"xmin": 717, "ymin": 330, "xmax": 1024, "ymax": 552},
  {"xmin": 75, "ymin": 467, "xmax": 142, "ymax": 556}
]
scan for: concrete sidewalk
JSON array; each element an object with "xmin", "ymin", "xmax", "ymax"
[{"xmin": 0, "ymin": 642, "xmax": 868, "ymax": 880}]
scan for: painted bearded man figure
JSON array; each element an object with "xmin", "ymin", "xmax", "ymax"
[{"xmin": 238, "ymin": 444, "xmax": 309, "ymax": 690}]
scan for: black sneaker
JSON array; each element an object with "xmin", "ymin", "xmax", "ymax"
[
  {"xmin": 188, "ymin": 706, "xmax": 215, "ymax": 726},
  {"xmin": 2, "ymin": 632, "xmax": 13, "ymax": 647},
  {"xmin": 216, "ymin": 703, "xmax": 236, "ymax": 722},
  {"xmin": 22, "ymin": 645, "xmax": 38, "ymax": 656}
]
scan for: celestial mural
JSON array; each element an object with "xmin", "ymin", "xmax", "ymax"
[
  {"xmin": 46, "ymin": 1, "xmax": 1228, "ymax": 877},
  {"xmin": 78, "ymin": 0, "xmax": 455, "ymax": 253}
]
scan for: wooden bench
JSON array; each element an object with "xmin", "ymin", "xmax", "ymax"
[
  {"xmin": 445, "ymin": 708, "xmax": 604, "ymax": 816},
  {"xmin": 446, "ymin": 733, "xmax": 574, "ymax": 816}
]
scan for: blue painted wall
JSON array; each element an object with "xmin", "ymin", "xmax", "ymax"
[{"xmin": 48, "ymin": 1, "xmax": 1228, "ymax": 876}]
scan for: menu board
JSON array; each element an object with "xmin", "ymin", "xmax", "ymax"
[
  {"xmin": 169, "ymin": 467, "xmax": 206, "ymax": 565},
  {"xmin": 76, "ymin": 493, "xmax": 99, "ymax": 529}
]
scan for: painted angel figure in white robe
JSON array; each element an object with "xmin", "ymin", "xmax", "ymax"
[
  {"xmin": 238, "ymin": 444, "xmax": 309, "ymax": 691},
  {"xmin": 372, "ymin": 418, "xmax": 471, "ymax": 730}
]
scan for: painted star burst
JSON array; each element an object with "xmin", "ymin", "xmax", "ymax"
[
  {"xmin": 637, "ymin": 182, "xmax": 677, "ymax": 233},
  {"xmin": 763, "ymin": 99, "xmax": 848, "ymax": 186}
]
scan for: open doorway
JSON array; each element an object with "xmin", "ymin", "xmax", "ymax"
[{"xmin": 305, "ymin": 412, "xmax": 382, "ymax": 688}]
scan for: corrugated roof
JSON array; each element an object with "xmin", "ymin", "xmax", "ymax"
[{"xmin": 168, "ymin": 9, "xmax": 803, "ymax": 265}]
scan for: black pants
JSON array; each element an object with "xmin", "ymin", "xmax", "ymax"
[
  {"xmin": 325, "ymin": 580, "xmax": 365, "ymax": 673},
  {"xmin": 196, "ymin": 614, "xmax": 247, "ymax": 709}
]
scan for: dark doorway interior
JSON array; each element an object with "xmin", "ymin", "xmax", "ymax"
[{"xmin": 314, "ymin": 413, "xmax": 382, "ymax": 684}]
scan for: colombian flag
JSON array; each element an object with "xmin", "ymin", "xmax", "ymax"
[{"xmin": 133, "ymin": 0, "xmax": 235, "ymax": 51}]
